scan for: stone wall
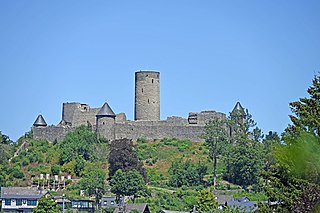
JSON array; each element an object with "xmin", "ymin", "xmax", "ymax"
[
  {"xmin": 33, "ymin": 126, "xmax": 72, "ymax": 142},
  {"xmin": 135, "ymin": 71, "xmax": 160, "ymax": 121},
  {"xmin": 33, "ymin": 110, "xmax": 226, "ymax": 142},
  {"xmin": 62, "ymin": 102, "xmax": 99, "ymax": 127},
  {"xmin": 114, "ymin": 122, "xmax": 205, "ymax": 141}
]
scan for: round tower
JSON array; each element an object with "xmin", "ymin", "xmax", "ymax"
[
  {"xmin": 96, "ymin": 102, "xmax": 116, "ymax": 140},
  {"xmin": 134, "ymin": 71, "xmax": 160, "ymax": 121}
]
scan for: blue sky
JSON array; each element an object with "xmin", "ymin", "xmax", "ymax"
[{"xmin": 0, "ymin": 1, "xmax": 319, "ymax": 141}]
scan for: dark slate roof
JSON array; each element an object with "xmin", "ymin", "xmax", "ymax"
[
  {"xmin": 96, "ymin": 102, "xmax": 116, "ymax": 118},
  {"xmin": 33, "ymin": 114, "xmax": 47, "ymax": 127},
  {"xmin": 226, "ymin": 197, "xmax": 258, "ymax": 213},
  {"xmin": 114, "ymin": 203, "xmax": 150, "ymax": 213},
  {"xmin": 232, "ymin": 102, "xmax": 245, "ymax": 113},
  {"xmin": 216, "ymin": 195, "xmax": 234, "ymax": 205},
  {"xmin": 1, "ymin": 187, "xmax": 47, "ymax": 199}
]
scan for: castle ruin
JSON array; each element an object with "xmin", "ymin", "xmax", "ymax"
[{"xmin": 32, "ymin": 71, "xmax": 240, "ymax": 142}]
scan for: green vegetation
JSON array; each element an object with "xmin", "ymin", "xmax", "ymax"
[
  {"xmin": 196, "ymin": 189, "xmax": 217, "ymax": 213},
  {"xmin": 0, "ymin": 74, "xmax": 319, "ymax": 212},
  {"xmin": 169, "ymin": 159, "xmax": 207, "ymax": 187},
  {"xmin": 110, "ymin": 169, "xmax": 145, "ymax": 202},
  {"xmin": 33, "ymin": 195, "xmax": 58, "ymax": 213}
]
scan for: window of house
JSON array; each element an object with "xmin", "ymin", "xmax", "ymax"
[
  {"xmin": 103, "ymin": 201, "xmax": 107, "ymax": 205},
  {"xmin": 27, "ymin": 200, "xmax": 37, "ymax": 206},
  {"xmin": 111, "ymin": 201, "xmax": 115, "ymax": 205},
  {"xmin": 16, "ymin": 199, "xmax": 22, "ymax": 206},
  {"xmin": 5, "ymin": 199, "xmax": 11, "ymax": 205}
]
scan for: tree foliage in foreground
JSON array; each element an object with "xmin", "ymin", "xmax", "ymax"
[
  {"xmin": 262, "ymin": 74, "xmax": 320, "ymax": 212},
  {"xmin": 284, "ymin": 74, "xmax": 320, "ymax": 138}
]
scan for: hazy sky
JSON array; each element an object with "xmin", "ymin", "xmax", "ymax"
[{"xmin": 0, "ymin": 1, "xmax": 319, "ymax": 141}]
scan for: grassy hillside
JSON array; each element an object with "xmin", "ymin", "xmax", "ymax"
[{"xmin": 2, "ymin": 130, "xmax": 267, "ymax": 212}]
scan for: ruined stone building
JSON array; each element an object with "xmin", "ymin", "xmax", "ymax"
[{"xmin": 32, "ymin": 71, "xmax": 243, "ymax": 142}]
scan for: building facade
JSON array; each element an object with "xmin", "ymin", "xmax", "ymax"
[{"xmin": 0, "ymin": 187, "xmax": 46, "ymax": 213}]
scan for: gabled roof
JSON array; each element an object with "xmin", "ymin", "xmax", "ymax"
[
  {"xmin": 96, "ymin": 102, "xmax": 116, "ymax": 118},
  {"xmin": 1, "ymin": 187, "xmax": 47, "ymax": 199},
  {"xmin": 114, "ymin": 203, "xmax": 150, "ymax": 213},
  {"xmin": 226, "ymin": 197, "xmax": 258, "ymax": 213},
  {"xmin": 232, "ymin": 102, "xmax": 245, "ymax": 113},
  {"xmin": 33, "ymin": 114, "xmax": 47, "ymax": 127}
]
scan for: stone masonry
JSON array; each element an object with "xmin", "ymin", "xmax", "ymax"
[{"xmin": 32, "ymin": 71, "xmax": 231, "ymax": 142}]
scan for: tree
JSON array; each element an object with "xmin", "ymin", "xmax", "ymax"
[
  {"xmin": 204, "ymin": 119, "xmax": 228, "ymax": 189},
  {"xmin": 59, "ymin": 125, "xmax": 104, "ymax": 165},
  {"xmin": 110, "ymin": 169, "xmax": 146, "ymax": 203},
  {"xmin": 225, "ymin": 108, "xmax": 264, "ymax": 188},
  {"xmin": 33, "ymin": 195, "xmax": 57, "ymax": 213},
  {"xmin": 108, "ymin": 138, "xmax": 147, "ymax": 181},
  {"xmin": 275, "ymin": 132, "xmax": 320, "ymax": 184},
  {"xmin": 110, "ymin": 169, "xmax": 127, "ymax": 202},
  {"xmin": 74, "ymin": 156, "xmax": 85, "ymax": 176},
  {"xmin": 80, "ymin": 168, "xmax": 106, "ymax": 203},
  {"xmin": 224, "ymin": 133, "xmax": 264, "ymax": 188},
  {"xmin": 195, "ymin": 189, "xmax": 217, "ymax": 213},
  {"xmin": 284, "ymin": 74, "xmax": 320, "ymax": 138},
  {"xmin": 169, "ymin": 159, "xmax": 207, "ymax": 187},
  {"xmin": 0, "ymin": 131, "xmax": 13, "ymax": 144},
  {"xmin": 51, "ymin": 165, "xmax": 60, "ymax": 175}
]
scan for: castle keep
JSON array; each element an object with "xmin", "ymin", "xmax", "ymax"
[{"xmin": 33, "ymin": 71, "xmax": 235, "ymax": 142}]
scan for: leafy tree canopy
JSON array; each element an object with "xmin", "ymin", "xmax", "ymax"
[
  {"xmin": 108, "ymin": 138, "xmax": 147, "ymax": 181},
  {"xmin": 33, "ymin": 195, "xmax": 57, "ymax": 213},
  {"xmin": 195, "ymin": 189, "xmax": 217, "ymax": 213},
  {"xmin": 169, "ymin": 159, "xmax": 207, "ymax": 187},
  {"xmin": 110, "ymin": 169, "xmax": 145, "ymax": 202},
  {"xmin": 0, "ymin": 131, "xmax": 13, "ymax": 144},
  {"xmin": 80, "ymin": 168, "xmax": 106, "ymax": 203},
  {"xmin": 59, "ymin": 125, "xmax": 106, "ymax": 165},
  {"xmin": 204, "ymin": 119, "xmax": 228, "ymax": 189}
]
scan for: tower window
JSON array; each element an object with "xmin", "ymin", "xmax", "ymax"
[
  {"xmin": 152, "ymin": 79, "xmax": 154, "ymax": 83},
  {"xmin": 148, "ymin": 99, "xmax": 150, "ymax": 103},
  {"xmin": 142, "ymin": 88, "xmax": 143, "ymax": 93}
]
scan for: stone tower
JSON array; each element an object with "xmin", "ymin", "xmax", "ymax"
[
  {"xmin": 96, "ymin": 102, "xmax": 116, "ymax": 140},
  {"xmin": 134, "ymin": 71, "xmax": 160, "ymax": 121}
]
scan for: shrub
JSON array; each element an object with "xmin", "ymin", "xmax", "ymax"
[
  {"xmin": 11, "ymin": 168, "xmax": 24, "ymax": 179},
  {"xmin": 51, "ymin": 165, "xmax": 61, "ymax": 175}
]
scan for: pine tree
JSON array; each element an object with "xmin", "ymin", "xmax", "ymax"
[{"xmin": 285, "ymin": 74, "xmax": 320, "ymax": 138}]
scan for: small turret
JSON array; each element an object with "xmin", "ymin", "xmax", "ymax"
[
  {"xmin": 96, "ymin": 102, "xmax": 116, "ymax": 118},
  {"xmin": 33, "ymin": 115, "xmax": 47, "ymax": 127},
  {"xmin": 232, "ymin": 102, "xmax": 245, "ymax": 114},
  {"xmin": 96, "ymin": 102, "xmax": 116, "ymax": 140},
  {"xmin": 230, "ymin": 102, "xmax": 246, "ymax": 138}
]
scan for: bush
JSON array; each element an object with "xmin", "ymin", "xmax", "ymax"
[
  {"xmin": 51, "ymin": 165, "xmax": 60, "ymax": 175},
  {"xmin": 11, "ymin": 168, "xmax": 24, "ymax": 179}
]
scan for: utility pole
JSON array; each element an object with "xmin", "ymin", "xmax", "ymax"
[{"xmin": 62, "ymin": 194, "xmax": 65, "ymax": 213}]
